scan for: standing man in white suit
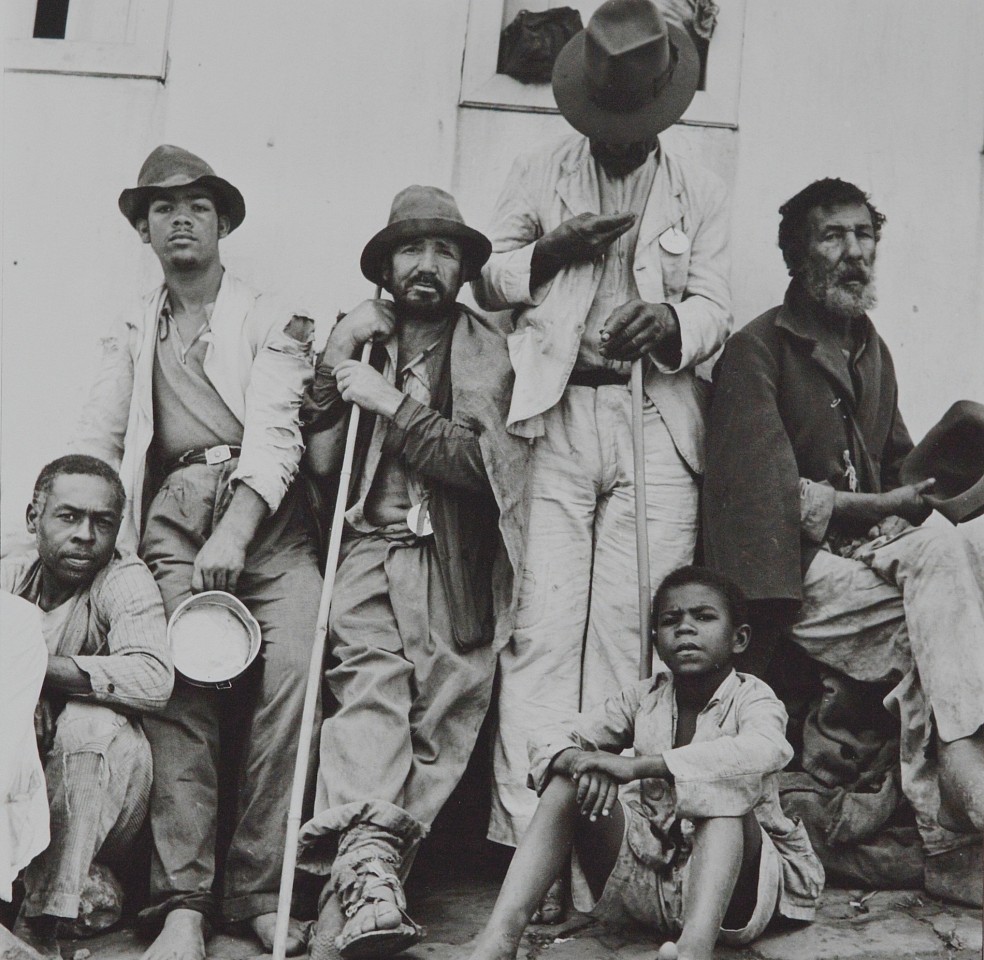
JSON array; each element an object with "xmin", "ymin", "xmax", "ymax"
[{"xmin": 473, "ymin": 0, "xmax": 732, "ymax": 901}]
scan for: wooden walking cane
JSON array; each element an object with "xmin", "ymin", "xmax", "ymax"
[
  {"xmin": 271, "ymin": 288, "xmax": 382, "ymax": 960},
  {"xmin": 631, "ymin": 359, "xmax": 653, "ymax": 680}
]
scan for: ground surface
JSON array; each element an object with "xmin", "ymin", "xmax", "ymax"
[{"xmin": 37, "ymin": 873, "xmax": 982, "ymax": 960}]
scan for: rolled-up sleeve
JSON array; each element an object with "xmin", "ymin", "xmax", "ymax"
[
  {"xmin": 663, "ymin": 689, "xmax": 792, "ymax": 819},
  {"xmin": 799, "ymin": 478, "xmax": 835, "ymax": 544},
  {"xmin": 71, "ymin": 556, "xmax": 172, "ymax": 713},
  {"xmin": 232, "ymin": 310, "xmax": 315, "ymax": 513},
  {"xmin": 528, "ymin": 681, "xmax": 647, "ymax": 794}
]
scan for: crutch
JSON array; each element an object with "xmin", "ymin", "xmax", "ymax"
[
  {"xmin": 271, "ymin": 287, "xmax": 381, "ymax": 960},
  {"xmin": 631, "ymin": 359, "xmax": 653, "ymax": 680}
]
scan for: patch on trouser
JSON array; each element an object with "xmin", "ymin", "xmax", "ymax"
[{"xmin": 576, "ymin": 801, "xmax": 781, "ymax": 946}]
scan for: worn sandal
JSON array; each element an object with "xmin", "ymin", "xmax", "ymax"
[{"xmin": 335, "ymin": 862, "xmax": 423, "ymax": 959}]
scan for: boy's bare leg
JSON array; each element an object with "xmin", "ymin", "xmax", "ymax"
[
  {"xmin": 671, "ymin": 812, "xmax": 761, "ymax": 960},
  {"xmin": 469, "ymin": 777, "xmax": 623, "ymax": 960}
]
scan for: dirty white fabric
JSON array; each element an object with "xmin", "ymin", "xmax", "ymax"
[
  {"xmin": 72, "ymin": 272, "xmax": 314, "ymax": 550},
  {"xmin": 490, "ymin": 385, "xmax": 698, "ymax": 844},
  {"xmin": 529, "ymin": 669, "xmax": 823, "ymax": 921},
  {"xmin": 0, "ymin": 592, "xmax": 49, "ymax": 902},
  {"xmin": 473, "ymin": 133, "xmax": 731, "ymax": 468},
  {"xmin": 21, "ymin": 703, "xmax": 151, "ymax": 920},
  {"xmin": 793, "ymin": 516, "xmax": 984, "ymax": 855}
]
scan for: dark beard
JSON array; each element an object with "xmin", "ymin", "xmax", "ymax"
[
  {"xmin": 392, "ymin": 294, "xmax": 458, "ymax": 325},
  {"xmin": 801, "ymin": 257, "xmax": 877, "ymax": 320},
  {"xmin": 590, "ymin": 138, "xmax": 659, "ymax": 177}
]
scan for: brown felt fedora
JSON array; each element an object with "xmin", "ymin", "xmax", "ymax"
[
  {"xmin": 118, "ymin": 145, "xmax": 246, "ymax": 232},
  {"xmin": 900, "ymin": 400, "xmax": 984, "ymax": 524},
  {"xmin": 360, "ymin": 185, "xmax": 492, "ymax": 286},
  {"xmin": 551, "ymin": 0, "xmax": 700, "ymax": 144}
]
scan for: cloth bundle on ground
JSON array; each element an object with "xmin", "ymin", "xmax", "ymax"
[{"xmin": 778, "ymin": 670, "xmax": 924, "ymax": 888}]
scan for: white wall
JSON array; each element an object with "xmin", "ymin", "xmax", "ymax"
[{"xmin": 3, "ymin": 0, "xmax": 983, "ymax": 543}]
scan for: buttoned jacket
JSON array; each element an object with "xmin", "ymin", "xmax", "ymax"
[{"xmin": 473, "ymin": 134, "xmax": 731, "ymax": 473}]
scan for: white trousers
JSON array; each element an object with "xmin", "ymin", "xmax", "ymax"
[
  {"xmin": 794, "ymin": 516, "xmax": 984, "ymax": 855},
  {"xmin": 490, "ymin": 385, "xmax": 698, "ymax": 845}
]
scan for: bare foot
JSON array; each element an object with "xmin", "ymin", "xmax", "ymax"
[
  {"xmin": 12, "ymin": 915, "xmax": 61, "ymax": 960},
  {"xmin": 657, "ymin": 944, "xmax": 679, "ymax": 960},
  {"xmin": 529, "ymin": 876, "xmax": 566, "ymax": 925},
  {"xmin": 466, "ymin": 928, "xmax": 524, "ymax": 960},
  {"xmin": 140, "ymin": 909, "xmax": 206, "ymax": 960},
  {"xmin": 249, "ymin": 914, "xmax": 310, "ymax": 957}
]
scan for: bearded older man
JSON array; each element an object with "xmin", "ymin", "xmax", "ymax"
[{"xmin": 703, "ymin": 178, "xmax": 984, "ymax": 905}]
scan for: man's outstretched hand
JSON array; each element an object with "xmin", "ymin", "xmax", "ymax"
[{"xmin": 531, "ymin": 212, "xmax": 636, "ymax": 289}]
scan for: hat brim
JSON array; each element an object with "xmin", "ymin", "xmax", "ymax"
[
  {"xmin": 360, "ymin": 218, "xmax": 493, "ymax": 287},
  {"xmin": 118, "ymin": 174, "xmax": 246, "ymax": 233},
  {"xmin": 900, "ymin": 400, "xmax": 984, "ymax": 524},
  {"xmin": 551, "ymin": 20, "xmax": 700, "ymax": 144}
]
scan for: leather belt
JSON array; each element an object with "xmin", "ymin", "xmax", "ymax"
[
  {"xmin": 567, "ymin": 368, "xmax": 631, "ymax": 388},
  {"xmin": 164, "ymin": 444, "xmax": 241, "ymax": 476}
]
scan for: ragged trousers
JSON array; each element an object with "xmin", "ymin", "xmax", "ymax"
[
  {"xmin": 22, "ymin": 702, "xmax": 151, "ymax": 920},
  {"xmin": 793, "ymin": 516, "xmax": 984, "ymax": 855},
  {"xmin": 138, "ymin": 463, "xmax": 322, "ymax": 922},
  {"xmin": 299, "ymin": 532, "xmax": 495, "ymax": 873},
  {"xmin": 490, "ymin": 385, "xmax": 699, "ymax": 845}
]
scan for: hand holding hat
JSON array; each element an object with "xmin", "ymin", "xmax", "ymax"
[{"xmin": 900, "ymin": 400, "xmax": 984, "ymax": 524}]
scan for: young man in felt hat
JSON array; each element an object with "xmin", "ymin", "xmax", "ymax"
[
  {"xmin": 296, "ymin": 185, "xmax": 530, "ymax": 959},
  {"xmin": 703, "ymin": 178, "xmax": 984, "ymax": 905},
  {"xmin": 472, "ymin": 0, "xmax": 732, "ymax": 893},
  {"xmin": 71, "ymin": 145, "xmax": 323, "ymax": 958},
  {"xmin": 3, "ymin": 455, "xmax": 171, "ymax": 959}
]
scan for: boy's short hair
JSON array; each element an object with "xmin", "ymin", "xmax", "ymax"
[{"xmin": 652, "ymin": 565, "xmax": 749, "ymax": 628}]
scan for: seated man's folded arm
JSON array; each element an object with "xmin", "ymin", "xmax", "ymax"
[{"xmin": 70, "ymin": 558, "xmax": 173, "ymax": 712}]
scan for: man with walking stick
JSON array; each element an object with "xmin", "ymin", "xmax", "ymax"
[
  {"xmin": 296, "ymin": 185, "xmax": 530, "ymax": 959},
  {"xmin": 472, "ymin": 0, "xmax": 732, "ymax": 917},
  {"xmin": 72, "ymin": 145, "xmax": 323, "ymax": 960}
]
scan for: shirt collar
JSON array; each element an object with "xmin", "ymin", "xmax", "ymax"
[{"xmin": 649, "ymin": 667, "xmax": 741, "ymax": 713}]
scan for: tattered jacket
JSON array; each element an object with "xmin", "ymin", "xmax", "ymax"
[
  {"xmin": 304, "ymin": 305, "xmax": 531, "ymax": 652},
  {"xmin": 703, "ymin": 283, "xmax": 914, "ymax": 604}
]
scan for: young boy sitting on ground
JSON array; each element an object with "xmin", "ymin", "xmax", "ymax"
[{"xmin": 468, "ymin": 566, "xmax": 824, "ymax": 960}]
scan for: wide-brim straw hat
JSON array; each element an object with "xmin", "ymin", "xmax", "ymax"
[
  {"xmin": 118, "ymin": 144, "xmax": 246, "ymax": 232},
  {"xmin": 900, "ymin": 400, "xmax": 984, "ymax": 524},
  {"xmin": 360, "ymin": 184, "xmax": 492, "ymax": 286},
  {"xmin": 552, "ymin": 0, "xmax": 700, "ymax": 144}
]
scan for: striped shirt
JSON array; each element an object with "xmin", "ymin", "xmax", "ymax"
[{"xmin": 1, "ymin": 552, "xmax": 173, "ymax": 714}]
